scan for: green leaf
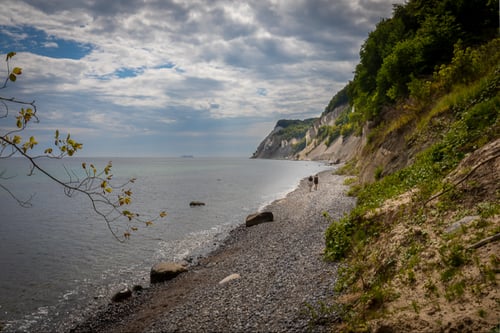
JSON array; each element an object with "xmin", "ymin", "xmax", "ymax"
[{"xmin": 9, "ymin": 74, "xmax": 16, "ymax": 82}]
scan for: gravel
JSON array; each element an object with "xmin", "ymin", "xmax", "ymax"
[{"xmin": 70, "ymin": 169, "xmax": 355, "ymax": 333}]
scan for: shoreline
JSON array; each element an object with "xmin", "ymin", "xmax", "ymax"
[{"xmin": 70, "ymin": 169, "xmax": 356, "ymax": 332}]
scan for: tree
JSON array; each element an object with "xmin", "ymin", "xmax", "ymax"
[
  {"xmin": 0, "ymin": 52, "xmax": 166, "ymax": 241},
  {"xmin": 348, "ymin": 0, "xmax": 498, "ymax": 124}
]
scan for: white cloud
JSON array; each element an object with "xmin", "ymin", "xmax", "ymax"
[
  {"xmin": 43, "ymin": 41, "xmax": 58, "ymax": 48},
  {"xmin": 0, "ymin": 0, "xmax": 403, "ymax": 156}
]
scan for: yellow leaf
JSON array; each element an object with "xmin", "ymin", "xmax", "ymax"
[
  {"xmin": 12, "ymin": 67, "xmax": 22, "ymax": 75},
  {"xmin": 122, "ymin": 210, "xmax": 133, "ymax": 221},
  {"xmin": 131, "ymin": 227, "xmax": 138, "ymax": 231},
  {"xmin": 6, "ymin": 52, "xmax": 16, "ymax": 61},
  {"xmin": 145, "ymin": 221, "xmax": 153, "ymax": 226},
  {"xmin": 105, "ymin": 187, "xmax": 112, "ymax": 193},
  {"xmin": 13, "ymin": 135, "xmax": 21, "ymax": 144},
  {"xmin": 44, "ymin": 148, "xmax": 53, "ymax": 154},
  {"xmin": 159, "ymin": 211, "xmax": 167, "ymax": 218}
]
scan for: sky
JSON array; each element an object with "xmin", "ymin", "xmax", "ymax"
[{"xmin": 0, "ymin": 0, "xmax": 402, "ymax": 157}]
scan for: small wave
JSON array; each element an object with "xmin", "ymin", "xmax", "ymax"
[{"xmin": 153, "ymin": 222, "xmax": 237, "ymax": 266}]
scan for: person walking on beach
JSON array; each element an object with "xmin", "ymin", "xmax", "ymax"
[
  {"xmin": 314, "ymin": 174, "xmax": 319, "ymax": 190},
  {"xmin": 308, "ymin": 175, "xmax": 314, "ymax": 192}
]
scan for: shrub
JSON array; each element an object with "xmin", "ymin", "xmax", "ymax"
[{"xmin": 324, "ymin": 213, "xmax": 355, "ymax": 261}]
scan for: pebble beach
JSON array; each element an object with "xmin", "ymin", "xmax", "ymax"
[{"xmin": 70, "ymin": 169, "xmax": 356, "ymax": 333}]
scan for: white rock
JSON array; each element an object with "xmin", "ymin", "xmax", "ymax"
[{"xmin": 218, "ymin": 273, "xmax": 241, "ymax": 285}]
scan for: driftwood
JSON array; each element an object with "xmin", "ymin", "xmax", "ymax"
[
  {"xmin": 469, "ymin": 233, "xmax": 500, "ymax": 249},
  {"xmin": 424, "ymin": 153, "xmax": 499, "ymax": 206}
]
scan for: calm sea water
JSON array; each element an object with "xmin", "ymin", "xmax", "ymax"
[{"xmin": 0, "ymin": 157, "xmax": 331, "ymax": 332}]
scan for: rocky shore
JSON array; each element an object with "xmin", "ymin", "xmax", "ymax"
[{"xmin": 70, "ymin": 169, "xmax": 356, "ymax": 333}]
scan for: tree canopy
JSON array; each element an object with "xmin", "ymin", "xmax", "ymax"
[{"xmin": 343, "ymin": 0, "xmax": 498, "ymax": 122}]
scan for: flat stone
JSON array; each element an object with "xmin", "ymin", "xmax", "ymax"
[{"xmin": 445, "ymin": 215, "xmax": 479, "ymax": 234}]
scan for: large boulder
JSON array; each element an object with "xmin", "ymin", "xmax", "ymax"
[
  {"xmin": 245, "ymin": 211, "xmax": 274, "ymax": 227},
  {"xmin": 150, "ymin": 262, "xmax": 188, "ymax": 284}
]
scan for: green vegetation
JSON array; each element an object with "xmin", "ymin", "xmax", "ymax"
[
  {"xmin": 316, "ymin": 104, "xmax": 357, "ymax": 147},
  {"xmin": 323, "ymin": 41, "xmax": 498, "ymax": 326},
  {"xmin": 325, "ymin": 36, "xmax": 499, "ymax": 260},
  {"xmin": 323, "ymin": 84, "xmax": 349, "ymax": 115},
  {"xmin": 275, "ymin": 118, "xmax": 317, "ymax": 141},
  {"xmin": 348, "ymin": 0, "xmax": 498, "ymax": 125},
  {"xmin": 318, "ymin": 0, "xmax": 499, "ymax": 330}
]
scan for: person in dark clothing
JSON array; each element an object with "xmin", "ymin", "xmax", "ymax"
[{"xmin": 313, "ymin": 174, "xmax": 319, "ymax": 190}]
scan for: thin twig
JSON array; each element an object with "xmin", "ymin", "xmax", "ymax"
[
  {"xmin": 469, "ymin": 233, "xmax": 500, "ymax": 249},
  {"xmin": 423, "ymin": 153, "xmax": 500, "ymax": 206}
]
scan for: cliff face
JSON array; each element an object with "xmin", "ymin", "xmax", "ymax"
[
  {"xmin": 251, "ymin": 124, "xmax": 299, "ymax": 159},
  {"xmin": 253, "ymin": 104, "xmax": 363, "ymax": 164},
  {"xmin": 251, "ymin": 118, "xmax": 316, "ymax": 159}
]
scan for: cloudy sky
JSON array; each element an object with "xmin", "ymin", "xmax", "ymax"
[{"xmin": 1, "ymin": 0, "xmax": 401, "ymax": 157}]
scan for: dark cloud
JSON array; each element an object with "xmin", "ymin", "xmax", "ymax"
[{"xmin": 19, "ymin": 0, "xmax": 398, "ymax": 69}]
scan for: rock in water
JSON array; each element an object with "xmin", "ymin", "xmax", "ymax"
[
  {"xmin": 150, "ymin": 262, "xmax": 188, "ymax": 284},
  {"xmin": 245, "ymin": 211, "xmax": 274, "ymax": 227}
]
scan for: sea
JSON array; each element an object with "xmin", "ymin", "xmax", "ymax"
[{"xmin": 0, "ymin": 157, "xmax": 332, "ymax": 332}]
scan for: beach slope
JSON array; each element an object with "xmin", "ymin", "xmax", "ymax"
[{"xmin": 71, "ymin": 170, "xmax": 355, "ymax": 332}]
